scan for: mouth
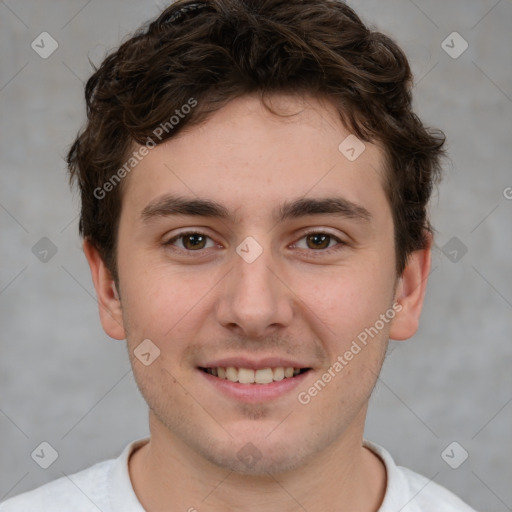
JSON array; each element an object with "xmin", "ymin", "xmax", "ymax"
[
  {"xmin": 197, "ymin": 358, "xmax": 314, "ymax": 403},
  {"xmin": 199, "ymin": 366, "xmax": 311, "ymax": 385},
  {"xmin": 199, "ymin": 366, "xmax": 312, "ymax": 384}
]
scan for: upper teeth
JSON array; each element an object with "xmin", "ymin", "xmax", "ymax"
[{"xmin": 205, "ymin": 367, "xmax": 303, "ymax": 384}]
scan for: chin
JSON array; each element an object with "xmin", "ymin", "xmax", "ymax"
[
  {"xmin": 194, "ymin": 432, "xmax": 321, "ymax": 476},
  {"xmin": 205, "ymin": 446, "xmax": 309, "ymax": 476}
]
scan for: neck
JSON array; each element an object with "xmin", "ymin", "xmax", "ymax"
[{"xmin": 129, "ymin": 409, "xmax": 386, "ymax": 512}]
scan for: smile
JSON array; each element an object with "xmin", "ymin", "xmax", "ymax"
[{"xmin": 200, "ymin": 366, "xmax": 311, "ymax": 384}]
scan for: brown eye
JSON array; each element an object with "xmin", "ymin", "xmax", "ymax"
[
  {"xmin": 181, "ymin": 233, "xmax": 207, "ymax": 250},
  {"xmin": 293, "ymin": 231, "xmax": 344, "ymax": 252},
  {"xmin": 165, "ymin": 232, "xmax": 214, "ymax": 251},
  {"xmin": 305, "ymin": 233, "xmax": 332, "ymax": 250}
]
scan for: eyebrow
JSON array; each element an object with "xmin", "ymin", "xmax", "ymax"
[{"xmin": 140, "ymin": 194, "xmax": 372, "ymax": 224}]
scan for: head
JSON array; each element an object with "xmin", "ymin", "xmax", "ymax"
[{"xmin": 70, "ymin": 0, "xmax": 445, "ymax": 475}]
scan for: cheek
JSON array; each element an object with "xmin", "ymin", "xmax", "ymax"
[
  {"xmin": 119, "ymin": 262, "xmax": 216, "ymax": 352},
  {"xmin": 292, "ymin": 260, "xmax": 396, "ymax": 340},
  {"xmin": 118, "ymin": 266, "xmax": 178, "ymax": 338}
]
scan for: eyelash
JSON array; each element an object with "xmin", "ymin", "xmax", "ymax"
[{"xmin": 164, "ymin": 230, "xmax": 346, "ymax": 256}]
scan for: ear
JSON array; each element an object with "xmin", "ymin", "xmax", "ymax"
[
  {"xmin": 389, "ymin": 232, "xmax": 432, "ymax": 341},
  {"xmin": 83, "ymin": 239, "xmax": 126, "ymax": 340}
]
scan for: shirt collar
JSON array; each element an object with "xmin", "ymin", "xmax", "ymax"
[{"xmin": 108, "ymin": 437, "xmax": 149, "ymax": 512}]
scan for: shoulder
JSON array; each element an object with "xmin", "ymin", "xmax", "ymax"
[
  {"xmin": 0, "ymin": 438, "xmax": 149, "ymax": 512},
  {"xmin": 364, "ymin": 440, "xmax": 478, "ymax": 512},
  {"xmin": 398, "ymin": 466, "xmax": 478, "ymax": 511},
  {"xmin": 0, "ymin": 458, "xmax": 115, "ymax": 512}
]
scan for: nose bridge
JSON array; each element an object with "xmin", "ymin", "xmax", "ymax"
[
  {"xmin": 237, "ymin": 247, "xmax": 277, "ymax": 301},
  {"xmin": 216, "ymin": 237, "xmax": 293, "ymax": 336}
]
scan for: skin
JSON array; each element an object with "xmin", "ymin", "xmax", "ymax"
[{"xmin": 84, "ymin": 94, "xmax": 431, "ymax": 512}]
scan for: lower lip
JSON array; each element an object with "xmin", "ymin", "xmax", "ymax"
[{"xmin": 198, "ymin": 369, "xmax": 311, "ymax": 403}]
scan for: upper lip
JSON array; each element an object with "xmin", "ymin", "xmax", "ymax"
[{"xmin": 199, "ymin": 357, "xmax": 311, "ymax": 370}]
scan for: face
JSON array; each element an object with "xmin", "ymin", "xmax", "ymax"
[{"xmin": 86, "ymin": 94, "xmax": 429, "ymax": 475}]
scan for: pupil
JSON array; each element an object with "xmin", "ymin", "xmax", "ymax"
[
  {"xmin": 308, "ymin": 234, "xmax": 329, "ymax": 249},
  {"xmin": 186, "ymin": 234, "xmax": 205, "ymax": 249}
]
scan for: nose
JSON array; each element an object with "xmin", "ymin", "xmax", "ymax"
[{"xmin": 215, "ymin": 243, "xmax": 294, "ymax": 338}]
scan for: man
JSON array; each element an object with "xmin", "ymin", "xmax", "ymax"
[{"xmin": 1, "ymin": 0, "xmax": 477, "ymax": 510}]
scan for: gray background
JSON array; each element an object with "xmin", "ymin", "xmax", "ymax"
[{"xmin": 1, "ymin": 1, "xmax": 511, "ymax": 510}]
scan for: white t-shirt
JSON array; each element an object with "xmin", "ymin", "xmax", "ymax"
[{"xmin": 0, "ymin": 438, "xmax": 477, "ymax": 511}]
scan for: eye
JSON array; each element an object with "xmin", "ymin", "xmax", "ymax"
[
  {"xmin": 164, "ymin": 231, "xmax": 216, "ymax": 251},
  {"xmin": 293, "ymin": 230, "xmax": 345, "ymax": 252},
  {"xmin": 164, "ymin": 230, "xmax": 346, "ymax": 254}
]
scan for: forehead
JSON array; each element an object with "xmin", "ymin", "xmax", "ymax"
[{"xmin": 119, "ymin": 94, "xmax": 389, "ymax": 226}]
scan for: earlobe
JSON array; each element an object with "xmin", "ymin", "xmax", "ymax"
[
  {"xmin": 82, "ymin": 239, "xmax": 126, "ymax": 340},
  {"xmin": 389, "ymin": 233, "xmax": 432, "ymax": 341}
]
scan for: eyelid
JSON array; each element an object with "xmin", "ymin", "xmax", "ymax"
[{"xmin": 164, "ymin": 230, "xmax": 218, "ymax": 250}]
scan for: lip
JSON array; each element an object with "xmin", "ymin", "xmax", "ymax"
[
  {"xmin": 198, "ymin": 367, "xmax": 312, "ymax": 403},
  {"xmin": 198, "ymin": 357, "xmax": 311, "ymax": 370}
]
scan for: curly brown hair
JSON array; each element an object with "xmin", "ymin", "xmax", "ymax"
[{"xmin": 67, "ymin": 0, "xmax": 445, "ymax": 284}]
